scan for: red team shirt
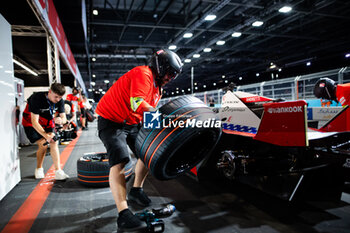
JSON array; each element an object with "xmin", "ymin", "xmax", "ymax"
[
  {"xmin": 96, "ymin": 66, "xmax": 161, "ymax": 125},
  {"xmin": 336, "ymin": 83, "xmax": 350, "ymax": 106},
  {"xmin": 66, "ymin": 93, "xmax": 80, "ymax": 113}
]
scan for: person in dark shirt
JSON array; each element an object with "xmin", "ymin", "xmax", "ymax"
[{"xmin": 22, "ymin": 83, "xmax": 70, "ymax": 180}]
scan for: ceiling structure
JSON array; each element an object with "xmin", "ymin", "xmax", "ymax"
[{"xmin": 2, "ymin": 0, "xmax": 350, "ymax": 98}]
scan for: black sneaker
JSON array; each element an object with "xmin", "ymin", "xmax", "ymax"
[
  {"xmin": 117, "ymin": 209, "xmax": 147, "ymax": 232},
  {"xmin": 128, "ymin": 187, "xmax": 152, "ymax": 207}
]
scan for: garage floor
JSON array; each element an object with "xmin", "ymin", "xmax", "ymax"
[{"xmin": 1, "ymin": 122, "xmax": 350, "ymax": 233}]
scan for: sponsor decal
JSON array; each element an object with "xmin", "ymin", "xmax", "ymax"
[
  {"xmin": 221, "ymin": 106, "xmax": 246, "ymax": 112},
  {"xmin": 267, "ymin": 106, "xmax": 302, "ymax": 114},
  {"xmin": 317, "ymin": 108, "xmax": 341, "ymax": 114},
  {"xmin": 222, "ymin": 100, "xmax": 239, "ymax": 104},
  {"xmin": 241, "ymin": 96, "xmax": 272, "ymax": 103},
  {"xmin": 222, "ymin": 123, "xmax": 257, "ymax": 134},
  {"xmin": 307, "ymin": 108, "xmax": 313, "ymax": 120}
]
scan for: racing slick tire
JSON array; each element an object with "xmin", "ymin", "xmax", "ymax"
[
  {"xmin": 135, "ymin": 96, "xmax": 222, "ymax": 180},
  {"xmin": 77, "ymin": 152, "xmax": 134, "ymax": 187},
  {"xmin": 86, "ymin": 109, "xmax": 95, "ymax": 122}
]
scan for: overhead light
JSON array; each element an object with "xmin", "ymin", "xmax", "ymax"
[
  {"xmin": 93, "ymin": 9, "xmax": 98, "ymax": 16},
  {"xmin": 182, "ymin": 90, "xmax": 185, "ymax": 92},
  {"xmin": 203, "ymin": 48, "xmax": 212, "ymax": 52},
  {"xmin": 194, "ymin": 82, "xmax": 197, "ymax": 85},
  {"xmin": 213, "ymin": 83, "xmax": 216, "ymax": 86},
  {"xmin": 88, "ymin": 89, "xmax": 92, "ymax": 92},
  {"xmin": 195, "ymin": 87, "xmax": 198, "ymax": 90},
  {"xmin": 225, "ymin": 80, "xmax": 228, "ymax": 83},
  {"xmin": 278, "ymin": 68, "xmax": 282, "ymax": 72},
  {"xmin": 204, "ymin": 15, "xmax": 216, "ymax": 21},
  {"xmin": 183, "ymin": 32, "xmax": 193, "ymax": 38},
  {"xmin": 279, "ymin": 6, "xmax": 292, "ymax": 13},
  {"xmin": 193, "ymin": 54, "xmax": 200, "ymax": 58},
  {"xmin": 276, "ymin": 74, "xmax": 279, "ymax": 78},
  {"xmin": 176, "ymin": 91, "xmax": 179, "ymax": 94},
  {"xmin": 231, "ymin": 32, "xmax": 242, "ymax": 37},
  {"xmin": 239, "ymin": 77, "xmax": 242, "ymax": 80},
  {"xmin": 216, "ymin": 40, "xmax": 225, "ymax": 45},
  {"xmin": 203, "ymin": 85, "xmax": 206, "ymax": 88},
  {"xmin": 345, "ymin": 53, "xmax": 350, "ymax": 58},
  {"xmin": 104, "ymin": 80, "xmax": 109, "ymax": 84},
  {"xmin": 168, "ymin": 45, "xmax": 177, "ymax": 50},
  {"xmin": 92, "ymin": 57, "xmax": 96, "ymax": 62},
  {"xmin": 256, "ymin": 73, "xmax": 260, "ymax": 77},
  {"xmin": 184, "ymin": 59, "xmax": 191, "ymax": 63},
  {"xmin": 92, "ymin": 74, "xmax": 96, "ymax": 78},
  {"xmin": 222, "ymin": 75, "xmax": 225, "ymax": 78},
  {"xmin": 252, "ymin": 21, "xmax": 264, "ymax": 27},
  {"xmin": 13, "ymin": 59, "xmax": 38, "ymax": 76},
  {"xmin": 171, "ymin": 92, "xmax": 174, "ymax": 95},
  {"xmin": 91, "ymin": 82, "xmax": 96, "ymax": 86},
  {"xmin": 269, "ymin": 63, "xmax": 276, "ymax": 69},
  {"xmin": 102, "ymin": 91, "xmax": 106, "ymax": 94},
  {"xmin": 306, "ymin": 62, "xmax": 311, "ymax": 66},
  {"xmin": 176, "ymin": 87, "xmax": 179, "ymax": 90},
  {"xmin": 188, "ymin": 88, "xmax": 191, "ymax": 91},
  {"xmin": 99, "ymin": 89, "xmax": 103, "ymax": 92}
]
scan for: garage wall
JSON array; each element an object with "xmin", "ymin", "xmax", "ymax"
[{"xmin": 0, "ymin": 14, "xmax": 20, "ymax": 201}]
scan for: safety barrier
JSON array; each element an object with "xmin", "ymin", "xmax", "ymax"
[{"xmin": 159, "ymin": 67, "xmax": 349, "ymax": 107}]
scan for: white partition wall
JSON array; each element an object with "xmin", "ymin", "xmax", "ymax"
[{"xmin": 0, "ymin": 14, "xmax": 20, "ymax": 201}]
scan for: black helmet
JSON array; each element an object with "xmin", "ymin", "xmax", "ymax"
[
  {"xmin": 149, "ymin": 49, "xmax": 183, "ymax": 82},
  {"xmin": 313, "ymin": 78, "xmax": 337, "ymax": 100}
]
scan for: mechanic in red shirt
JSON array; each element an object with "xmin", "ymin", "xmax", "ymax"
[
  {"xmin": 314, "ymin": 78, "xmax": 350, "ymax": 106},
  {"xmin": 22, "ymin": 83, "xmax": 69, "ymax": 180},
  {"xmin": 96, "ymin": 49, "xmax": 182, "ymax": 232},
  {"xmin": 66, "ymin": 87, "xmax": 80, "ymax": 122}
]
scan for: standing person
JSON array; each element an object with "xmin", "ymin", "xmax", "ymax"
[
  {"xmin": 95, "ymin": 49, "xmax": 183, "ymax": 232},
  {"xmin": 66, "ymin": 87, "xmax": 81, "ymax": 124},
  {"xmin": 80, "ymin": 94, "xmax": 92, "ymax": 130},
  {"xmin": 314, "ymin": 78, "xmax": 350, "ymax": 106},
  {"xmin": 22, "ymin": 83, "xmax": 70, "ymax": 180},
  {"xmin": 208, "ymin": 96, "xmax": 215, "ymax": 107}
]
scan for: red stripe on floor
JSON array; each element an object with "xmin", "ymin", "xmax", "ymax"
[{"xmin": 1, "ymin": 131, "xmax": 82, "ymax": 233}]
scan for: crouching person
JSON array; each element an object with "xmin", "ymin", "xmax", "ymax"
[{"xmin": 22, "ymin": 83, "xmax": 70, "ymax": 180}]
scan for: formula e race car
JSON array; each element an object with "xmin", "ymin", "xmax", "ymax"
[{"xmin": 195, "ymin": 90, "xmax": 350, "ymax": 201}]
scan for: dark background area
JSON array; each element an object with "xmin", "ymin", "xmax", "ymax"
[{"xmin": 1, "ymin": 0, "xmax": 349, "ymax": 98}]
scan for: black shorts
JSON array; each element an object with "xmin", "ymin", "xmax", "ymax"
[
  {"xmin": 24, "ymin": 127, "xmax": 53, "ymax": 144},
  {"xmin": 97, "ymin": 116, "xmax": 139, "ymax": 167},
  {"xmin": 81, "ymin": 108, "xmax": 86, "ymax": 118}
]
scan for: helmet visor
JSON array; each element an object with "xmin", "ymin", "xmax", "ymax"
[{"xmin": 167, "ymin": 67, "xmax": 180, "ymax": 81}]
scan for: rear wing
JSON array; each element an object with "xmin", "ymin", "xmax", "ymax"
[{"xmin": 254, "ymin": 100, "xmax": 309, "ymax": 147}]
